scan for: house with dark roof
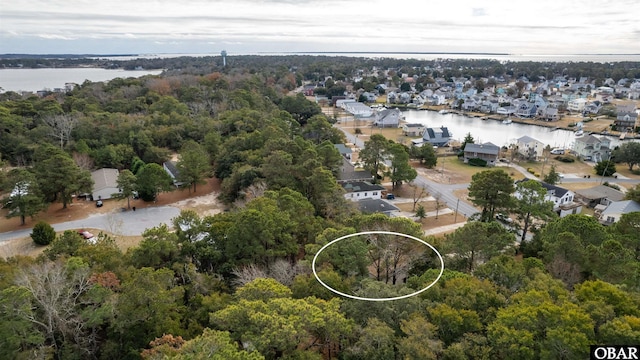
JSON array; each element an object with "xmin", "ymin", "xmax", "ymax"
[
  {"xmin": 599, "ymin": 200, "xmax": 640, "ymax": 225},
  {"xmin": 615, "ymin": 103, "xmax": 638, "ymax": 131},
  {"xmin": 341, "ymin": 181, "xmax": 385, "ymax": 201},
  {"xmin": 574, "ymin": 185, "xmax": 625, "ymax": 208},
  {"xmin": 337, "ymin": 158, "xmax": 374, "ymax": 183},
  {"xmin": 90, "ymin": 168, "xmax": 119, "ymax": 200},
  {"xmin": 463, "ymin": 142, "xmax": 500, "ymax": 166},
  {"xmin": 515, "ymin": 180, "xmax": 581, "ymax": 217},
  {"xmin": 422, "ymin": 126, "xmax": 452, "ymax": 147},
  {"xmin": 357, "ymin": 198, "xmax": 400, "ymax": 216},
  {"xmin": 334, "ymin": 144, "xmax": 353, "ymax": 160},
  {"xmin": 163, "ymin": 161, "xmax": 183, "ymax": 187}
]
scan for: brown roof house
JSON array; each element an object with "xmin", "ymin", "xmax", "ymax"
[{"xmin": 463, "ymin": 142, "xmax": 500, "ymax": 167}]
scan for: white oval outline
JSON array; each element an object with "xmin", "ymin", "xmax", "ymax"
[{"xmin": 312, "ymin": 230, "xmax": 444, "ymax": 302}]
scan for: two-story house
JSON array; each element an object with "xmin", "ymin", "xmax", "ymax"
[
  {"xmin": 402, "ymin": 123, "xmax": 426, "ymax": 137},
  {"xmin": 463, "ymin": 142, "xmax": 500, "ymax": 166},
  {"xmin": 373, "ymin": 108, "xmax": 402, "ymax": 128},
  {"xmin": 599, "ymin": 200, "xmax": 640, "ymax": 225},
  {"xmin": 515, "ymin": 180, "xmax": 582, "ymax": 218},
  {"xmin": 341, "ymin": 181, "xmax": 385, "ymax": 201},
  {"xmin": 572, "ymin": 135, "xmax": 611, "ymax": 162},
  {"xmin": 516, "ymin": 135, "xmax": 545, "ymax": 161},
  {"xmin": 615, "ymin": 103, "xmax": 638, "ymax": 131},
  {"xmin": 422, "ymin": 126, "xmax": 452, "ymax": 147}
]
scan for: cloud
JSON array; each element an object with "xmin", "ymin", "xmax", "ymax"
[{"xmin": 472, "ymin": 8, "xmax": 487, "ymax": 16}]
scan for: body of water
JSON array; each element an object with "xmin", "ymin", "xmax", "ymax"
[
  {"xmin": 0, "ymin": 68, "xmax": 163, "ymax": 93},
  {"xmin": 402, "ymin": 109, "xmax": 633, "ymax": 149}
]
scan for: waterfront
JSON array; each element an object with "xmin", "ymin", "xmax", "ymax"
[
  {"xmin": 402, "ymin": 109, "xmax": 632, "ymax": 149},
  {"xmin": 0, "ymin": 67, "xmax": 163, "ymax": 93}
]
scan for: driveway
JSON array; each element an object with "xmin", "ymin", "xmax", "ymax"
[{"xmin": 0, "ymin": 206, "xmax": 181, "ymax": 242}]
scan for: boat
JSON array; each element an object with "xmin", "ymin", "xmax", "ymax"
[
  {"xmin": 438, "ymin": 109, "xmax": 449, "ymax": 114},
  {"xmin": 575, "ymin": 129, "xmax": 584, "ymax": 136},
  {"xmin": 502, "ymin": 118, "xmax": 512, "ymax": 124}
]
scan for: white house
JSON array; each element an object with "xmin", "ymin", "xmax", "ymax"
[
  {"xmin": 341, "ymin": 181, "xmax": 385, "ymax": 201},
  {"xmin": 599, "ymin": 200, "xmax": 640, "ymax": 225},
  {"xmin": 402, "ymin": 123, "xmax": 425, "ymax": 137},
  {"xmin": 373, "ymin": 108, "xmax": 402, "ymax": 128},
  {"xmin": 90, "ymin": 168, "xmax": 119, "ymax": 200},
  {"xmin": 422, "ymin": 126, "xmax": 452, "ymax": 147},
  {"xmin": 343, "ymin": 102, "xmax": 374, "ymax": 117},
  {"xmin": 516, "ymin": 135, "xmax": 545, "ymax": 160},
  {"xmin": 515, "ymin": 180, "xmax": 581, "ymax": 218},
  {"xmin": 568, "ymin": 98, "xmax": 588, "ymax": 113},
  {"xmin": 572, "ymin": 135, "xmax": 611, "ymax": 162}
]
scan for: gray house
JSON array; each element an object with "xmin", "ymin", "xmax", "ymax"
[
  {"xmin": 373, "ymin": 108, "xmax": 402, "ymax": 128},
  {"xmin": 90, "ymin": 168, "xmax": 119, "ymax": 200},
  {"xmin": 422, "ymin": 126, "xmax": 452, "ymax": 147},
  {"xmin": 163, "ymin": 161, "xmax": 184, "ymax": 187},
  {"xmin": 463, "ymin": 142, "xmax": 500, "ymax": 166}
]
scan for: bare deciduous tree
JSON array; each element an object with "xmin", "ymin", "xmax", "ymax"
[
  {"xmin": 43, "ymin": 114, "xmax": 78, "ymax": 149},
  {"xmin": 72, "ymin": 152, "xmax": 94, "ymax": 171},
  {"xmin": 408, "ymin": 181, "xmax": 428, "ymax": 211}
]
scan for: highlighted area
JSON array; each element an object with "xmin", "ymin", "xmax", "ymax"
[{"xmin": 312, "ymin": 231, "xmax": 444, "ymax": 301}]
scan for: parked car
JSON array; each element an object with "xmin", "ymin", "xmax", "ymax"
[
  {"xmin": 386, "ymin": 193, "xmax": 395, "ymax": 200},
  {"xmin": 77, "ymin": 230, "xmax": 94, "ymax": 240},
  {"xmin": 96, "ymin": 199, "xmax": 103, "ymax": 207},
  {"xmin": 496, "ymin": 213, "xmax": 513, "ymax": 224},
  {"xmin": 550, "ymin": 148, "xmax": 565, "ymax": 155}
]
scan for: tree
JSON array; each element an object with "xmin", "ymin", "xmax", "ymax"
[
  {"xmin": 35, "ymin": 152, "xmax": 93, "ymax": 209},
  {"xmin": 513, "ymin": 180, "xmax": 556, "ymax": 242},
  {"xmin": 115, "ymin": 169, "xmax": 137, "ymax": 209},
  {"xmin": 344, "ymin": 318, "xmax": 396, "ymax": 360},
  {"xmin": 408, "ymin": 181, "xmax": 428, "ymax": 211},
  {"xmin": 136, "ymin": 163, "xmax": 173, "ymax": 201},
  {"xmin": 461, "ymin": 132, "xmax": 474, "ymax": 151},
  {"xmin": 612, "ymin": 141, "xmax": 640, "ymax": 171},
  {"xmin": 30, "ymin": 221, "xmax": 56, "ymax": 245},
  {"xmin": 386, "ymin": 143, "xmax": 417, "ymax": 189},
  {"xmin": 359, "ymin": 134, "xmax": 388, "ymax": 183},
  {"xmin": 594, "ymin": 159, "xmax": 616, "ymax": 176},
  {"xmin": 176, "ymin": 140, "xmax": 211, "ymax": 193},
  {"xmin": 626, "ymin": 184, "xmax": 640, "ymax": 202},
  {"xmin": 397, "ymin": 316, "xmax": 443, "ymax": 360},
  {"xmin": 2, "ymin": 168, "xmax": 46, "ymax": 225},
  {"xmin": 415, "ymin": 205, "xmax": 426, "ymax": 222},
  {"xmin": 543, "ymin": 164, "xmax": 560, "ymax": 185},
  {"xmin": 444, "ymin": 221, "xmax": 514, "ymax": 272},
  {"xmin": 468, "ymin": 169, "xmax": 515, "ymax": 222},
  {"xmin": 42, "ymin": 113, "xmax": 77, "ymax": 149},
  {"xmin": 411, "ymin": 144, "xmax": 437, "ymax": 168}
]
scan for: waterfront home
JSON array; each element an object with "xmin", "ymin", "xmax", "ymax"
[
  {"xmin": 343, "ymin": 102, "xmax": 374, "ymax": 117},
  {"xmin": 599, "ymin": 200, "xmax": 640, "ymax": 225},
  {"xmin": 540, "ymin": 107, "xmax": 559, "ymax": 121},
  {"xmin": 516, "ymin": 136, "xmax": 545, "ymax": 161},
  {"xmin": 615, "ymin": 103, "xmax": 638, "ymax": 131},
  {"xmin": 422, "ymin": 126, "xmax": 452, "ymax": 147},
  {"xmin": 402, "ymin": 123, "xmax": 425, "ymax": 137},
  {"xmin": 373, "ymin": 108, "xmax": 402, "ymax": 128},
  {"xmin": 515, "ymin": 102, "xmax": 537, "ymax": 118},
  {"xmin": 568, "ymin": 98, "xmax": 588, "ymax": 113},
  {"xmin": 583, "ymin": 101, "xmax": 602, "ymax": 115},
  {"xmin": 341, "ymin": 181, "xmax": 385, "ymax": 201},
  {"xmin": 572, "ymin": 135, "xmax": 611, "ymax": 162},
  {"xmin": 463, "ymin": 142, "xmax": 500, "ymax": 166}
]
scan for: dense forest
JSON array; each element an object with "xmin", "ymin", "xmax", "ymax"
[{"xmin": 1, "ymin": 56, "xmax": 639, "ymax": 359}]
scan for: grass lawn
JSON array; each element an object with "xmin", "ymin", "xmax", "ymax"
[{"xmin": 519, "ymin": 157, "xmax": 594, "ymax": 178}]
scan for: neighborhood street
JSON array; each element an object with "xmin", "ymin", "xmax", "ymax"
[{"xmin": 0, "ymin": 206, "xmax": 181, "ymax": 242}]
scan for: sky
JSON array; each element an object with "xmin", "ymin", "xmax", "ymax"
[{"xmin": 1, "ymin": 0, "xmax": 640, "ymax": 55}]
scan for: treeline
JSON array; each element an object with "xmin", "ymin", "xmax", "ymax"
[{"xmin": 1, "ymin": 58, "xmax": 639, "ymax": 359}]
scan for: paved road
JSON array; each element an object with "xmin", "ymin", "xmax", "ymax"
[{"xmin": 0, "ymin": 206, "xmax": 181, "ymax": 242}]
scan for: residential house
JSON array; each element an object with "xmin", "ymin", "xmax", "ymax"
[
  {"xmin": 540, "ymin": 107, "xmax": 559, "ymax": 121},
  {"xmin": 599, "ymin": 200, "xmax": 640, "ymax": 225},
  {"xmin": 615, "ymin": 103, "xmax": 638, "ymax": 131},
  {"xmin": 90, "ymin": 168, "xmax": 119, "ymax": 200},
  {"xmin": 357, "ymin": 198, "xmax": 400, "ymax": 216},
  {"xmin": 422, "ymin": 126, "xmax": 452, "ymax": 147},
  {"xmin": 516, "ymin": 181, "xmax": 581, "ymax": 218},
  {"xmin": 302, "ymin": 84, "xmax": 316, "ymax": 96},
  {"xmin": 163, "ymin": 161, "xmax": 183, "ymax": 187},
  {"xmin": 337, "ymin": 158, "xmax": 374, "ymax": 183},
  {"xmin": 334, "ymin": 144, "xmax": 353, "ymax": 160},
  {"xmin": 402, "ymin": 123, "xmax": 425, "ymax": 137},
  {"xmin": 361, "ymin": 91, "xmax": 378, "ymax": 102},
  {"xmin": 567, "ymin": 98, "xmax": 588, "ymax": 113},
  {"xmin": 583, "ymin": 102, "xmax": 602, "ymax": 115},
  {"xmin": 341, "ymin": 181, "xmax": 385, "ymax": 201},
  {"xmin": 463, "ymin": 142, "xmax": 500, "ymax": 166},
  {"xmin": 516, "ymin": 135, "xmax": 545, "ymax": 160},
  {"xmin": 574, "ymin": 185, "xmax": 625, "ymax": 208},
  {"xmin": 572, "ymin": 135, "xmax": 610, "ymax": 162},
  {"xmin": 343, "ymin": 102, "xmax": 374, "ymax": 117},
  {"xmin": 373, "ymin": 108, "xmax": 402, "ymax": 127},
  {"xmin": 515, "ymin": 102, "xmax": 537, "ymax": 118}
]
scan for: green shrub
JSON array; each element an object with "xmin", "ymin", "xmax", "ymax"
[
  {"xmin": 468, "ymin": 158, "xmax": 487, "ymax": 167},
  {"xmin": 527, "ymin": 167, "xmax": 535, "ymax": 173},
  {"xmin": 555, "ymin": 155, "xmax": 575, "ymax": 163},
  {"xmin": 31, "ymin": 221, "xmax": 56, "ymax": 246}
]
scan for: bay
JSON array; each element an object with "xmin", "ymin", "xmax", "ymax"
[
  {"xmin": 402, "ymin": 109, "xmax": 632, "ymax": 149},
  {"xmin": 0, "ymin": 67, "xmax": 163, "ymax": 93}
]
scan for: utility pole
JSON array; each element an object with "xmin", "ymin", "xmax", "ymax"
[{"xmin": 454, "ymin": 198, "xmax": 460, "ymax": 223}]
